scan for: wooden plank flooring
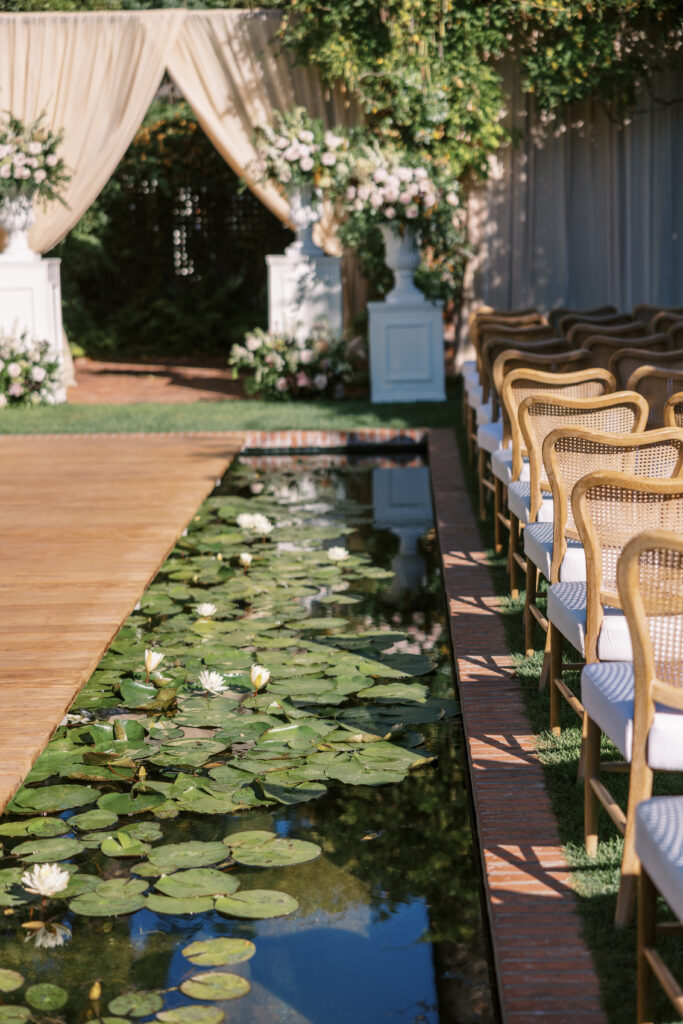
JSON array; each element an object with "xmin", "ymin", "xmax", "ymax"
[{"xmin": 0, "ymin": 432, "xmax": 244, "ymax": 811}]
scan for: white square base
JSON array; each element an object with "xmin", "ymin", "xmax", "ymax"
[
  {"xmin": 368, "ymin": 300, "xmax": 445, "ymax": 403},
  {"xmin": 0, "ymin": 256, "xmax": 66, "ymax": 402},
  {"xmin": 267, "ymin": 253, "xmax": 342, "ymax": 340}
]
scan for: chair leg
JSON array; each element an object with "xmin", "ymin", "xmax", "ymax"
[
  {"xmin": 478, "ymin": 447, "xmax": 487, "ymax": 521},
  {"xmin": 466, "ymin": 405, "xmax": 475, "ymax": 465},
  {"xmin": 637, "ymin": 869, "xmax": 656, "ymax": 1024},
  {"xmin": 583, "ymin": 713, "xmax": 600, "ymax": 857},
  {"xmin": 615, "ymin": 760, "xmax": 654, "ymax": 929},
  {"xmin": 548, "ymin": 622, "xmax": 562, "ymax": 735},
  {"xmin": 509, "ymin": 512, "xmax": 520, "ymax": 600},
  {"xmin": 494, "ymin": 478, "xmax": 504, "ymax": 554},
  {"xmin": 524, "ymin": 559, "xmax": 538, "ymax": 656},
  {"xmin": 538, "ymin": 626, "xmax": 552, "ymax": 691}
]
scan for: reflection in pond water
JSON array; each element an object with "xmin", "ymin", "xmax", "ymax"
[{"xmin": 0, "ymin": 454, "xmax": 495, "ymax": 1024}]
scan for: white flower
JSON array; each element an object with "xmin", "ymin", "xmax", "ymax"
[
  {"xmin": 328, "ymin": 546, "xmax": 350, "ymax": 562},
  {"xmin": 299, "ymin": 129, "xmax": 315, "ymax": 144},
  {"xmin": 283, "ymin": 144, "xmax": 301, "ymax": 162},
  {"xmin": 299, "ymin": 348, "xmax": 314, "ymax": 365},
  {"xmin": 251, "ymin": 513, "xmax": 273, "ymax": 535},
  {"xmin": 405, "ymin": 204, "xmax": 419, "ymax": 219},
  {"xmin": 236, "ymin": 512, "xmax": 257, "ymax": 530},
  {"xmin": 195, "ymin": 602, "xmax": 217, "ymax": 618},
  {"xmin": 21, "ymin": 863, "xmax": 71, "ymax": 897},
  {"xmin": 198, "ymin": 669, "xmax": 227, "ymax": 695},
  {"xmin": 324, "ymin": 130, "xmax": 344, "ymax": 149},
  {"xmin": 314, "ymin": 373, "xmax": 328, "ymax": 391},
  {"xmin": 373, "ymin": 167, "xmax": 389, "ymax": 184},
  {"xmin": 31, "ymin": 365, "xmax": 46, "ymax": 382},
  {"xmin": 445, "ymin": 190, "xmax": 459, "ymax": 207},
  {"xmin": 27, "ymin": 141, "xmax": 43, "ymax": 156},
  {"xmin": 300, "ymin": 156, "xmax": 314, "ymax": 172},
  {"xmin": 245, "ymin": 334, "xmax": 262, "ymax": 352},
  {"xmin": 321, "ymin": 152, "xmax": 336, "ymax": 166},
  {"xmin": 275, "ymin": 135, "xmax": 289, "ymax": 149},
  {"xmin": 250, "ymin": 664, "xmax": 271, "ymax": 691},
  {"xmin": 0, "ymin": 165, "xmax": 10, "ymax": 179},
  {"xmin": 276, "ymin": 377, "xmax": 288, "ymax": 392},
  {"xmin": 144, "ymin": 649, "xmax": 164, "ymax": 673},
  {"xmin": 25, "ymin": 922, "xmax": 71, "ymax": 948},
  {"xmin": 0, "ymin": 394, "xmax": 7, "ymax": 408},
  {"xmin": 7, "ymin": 361, "xmax": 21, "ymax": 378},
  {"xmin": 239, "ymin": 552, "xmax": 253, "ymax": 569},
  {"xmin": 357, "ymin": 183, "xmax": 372, "ymax": 202},
  {"xmin": 384, "ymin": 206, "xmax": 397, "ymax": 219},
  {"xmin": 397, "ymin": 167, "xmax": 413, "ymax": 182}
]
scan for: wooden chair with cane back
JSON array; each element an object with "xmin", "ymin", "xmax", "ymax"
[
  {"xmin": 632, "ymin": 303, "xmax": 683, "ymax": 326},
  {"xmin": 549, "ymin": 305, "xmax": 617, "ymax": 332},
  {"xmin": 584, "ymin": 332, "xmax": 668, "ymax": 375},
  {"xmin": 664, "ymin": 391, "xmax": 683, "ymax": 429},
  {"xmin": 669, "ymin": 321, "xmax": 683, "ymax": 350},
  {"xmin": 477, "ymin": 347, "xmax": 593, "ymax": 527},
  {"xmin": 497, "ymin": 367, "xmax": 617, "ymax": 599},
  {"xmin": 568, "ymin": 320, "xmax": 648, "ymax": 350},
  {"xmin": 626, "ymin": 366, "xmax": 683, "ymax": 428},
  {"xmin": 532, "ymin": 425, "xmax": 683, "ymax": 689},
  {"xmin": 559, "ymin": 312, "xmax": 633, "ymax": 337},
  {"xmin": 609, "ymin": 345, "xmax": 683, "ymax": 390},
  {"xmin": 651, "ymin": 311, "xmax": 683, "ymax": 335},
  {"xmin": 579, "ymin": 506, "xmax": 683, "ymax": 928}
]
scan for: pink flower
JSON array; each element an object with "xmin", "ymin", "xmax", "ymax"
[
  {"xmin": 321, "ymin": 152, "xmax": 336, "ymax": 166},
  {"xmin": 45, "ymin": 154, "xmax": 59, "ymax": 167},
  {"xmin": 300, "ymin": 156, "xmax": 314, "ymax": 172},
  {"xmin": 405, "ymin": 205, "xmax": 419, "ymax": 219},
  {"xmin": 295, "ymin": 371, "xmax": 310, "ymax": 388},
  {"xmin": 384, "ymin": 206, "xmax": 397, "ymax": 219},
  {"xmin": 8, "ymin": 381, "xmax": 24, "ymax": 397},
  {"xmin": 299, "ymin": 129, "xmax": 315, "ymax": 144},
  {"xmin": 299, "ymin": 349, "xmax": 314, "ymax": 365},
  {"xmin": 275, "ymin": 377, "xmax": 288, "ymax": 392},
  {"xmin": 399, "ymin": 191, "xmax": 413, "ymax": 205},
  {"xmin": 357, "ymin": 184, "xmax": 372, "ymax": 202},
  {"xmin": 446, "ymin": 191, "xmax": 459, "ymax": 207}
]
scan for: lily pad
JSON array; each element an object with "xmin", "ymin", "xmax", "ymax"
[
  {"xmin": 179, "ymin": 973, "xmax": 250, "ymax": 1002},
  {"xmin": 69, "ymin": 877, "xmax": 148, "ymax": 917},
  {"xmin": 155, "ymin": 868, "xmax": 239, "ymax": 898},
  {"xmin": 108, "ymin": 991, "xmax": 164, "ymax": 1018},
  {"xmin": 148, "ymin": 841, "xmax": 228, "ymax": 871},
  {"xmin": 69, "ymin": 809, "xmax": 119, "ymax": 831},
  {"xmin": 156, "ymin": 1008, "xmax": 224, "ymax": 1024},
  {"xmin": 227, "ymin": 833, "xmax": 321, "ymax": 867},
  {"xmin": 182, "ymin": 937, "xmax": 255, "ymax": 967},
  {"xmin": 120, "ymin": 679, "xmax": 159, "ymax": 708},
  {"xmin": 101, "ymin": 832, "xmax": 151, "ymax": 859},
  {"xmin": 0, "ymin": 1009, "xmax": 31, "ymax": 1024},
  {"xmin": 98, "ymin": 791, "xmax": 165, "ymax": 815},
  {"xmin": 146, "ymin": 893, "xmax": 215, "ymax": 914},
  {"xmin": 10, "ymin": 784, "xmax": 100, "ymax": 814},
  {"xmin": 12, "ymin": 836, "xmax": 85, "ymax": 863},
  {"xmin": 25, "ymin": 984, "xmax": 68, "ymax": 1010},
  {"xmin": 0, "ymin": 969, "xmax": 23, "ymax": 993},
  {"xmin": 0, "ymin": 816, "xmax": 68, "ymax": 838},
  {"xmin": 215, "ymin": 888, "xmax": 299, "ymax": 919}
]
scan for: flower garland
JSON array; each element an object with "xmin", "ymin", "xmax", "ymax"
[
  {"xmin": 0, "ymin": 112, "xmax": 70, "ymax": 205},
  {"xmin": 251, "ymin": 107, "xmax": 350, "ymax": 196}
]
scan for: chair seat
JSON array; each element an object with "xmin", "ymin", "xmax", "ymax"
[
  {"xmin": 465, "ymin": 380, "xmax": 483, "ymax": 404},
  {"xmin": 461, "ymin": 360, "xmax": 477, "ymax": 378},
  {"xmin": 476, "ymin": 399, "xmax": 493, "ymax": 426},
  {"xmin": 523, "ymin": 521, "xmax": 586, "ymax": 582},
  {"xmin": 507, "ymin": 481, "xmax": 554, "ymax": 526},
  {"xmin": 546, "ymin": 580, "xmax": 632, "ymax": 660},
  {"xmin": 491, "ymin": 449, "xmax": 530, "ymax": 486},
  {"xmin": 477, "ymin": 420, "xmax": 503, "ymax": 454},
  {"xmin": 636, "ymin": 798, "xmax": 683, "ymax": 923},
  {"xmin": 582, "ymin": 662, "xmax": 683, "ymax": 769}
]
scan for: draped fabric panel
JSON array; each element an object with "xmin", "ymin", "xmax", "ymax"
[
  {"xmin": 165, "ymin": 10, "xmax": 358, "ymax": 256},
  {"xmin": 0, "ymin": 9, "xmax": 183, "ymax": 254},
  {"xmin": 458, "ymin": 60, "xmax": 683, "ymax": 363}
]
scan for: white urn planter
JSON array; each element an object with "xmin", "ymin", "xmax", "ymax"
[
  {"xmin": 379, "ymin": 224, "xmax": 425, "ymax": 304},
  {"xmin": 0, "ymin": 194, "xmax": 38, "ymax": 261},
  {"xmin": 285, "ymin": 185, "xmax": 324, "ymax": 258}
]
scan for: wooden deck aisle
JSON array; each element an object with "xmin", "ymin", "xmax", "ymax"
[{"xmin": 0, "ymin": 432, "xmax": 244, "ymax": 811}]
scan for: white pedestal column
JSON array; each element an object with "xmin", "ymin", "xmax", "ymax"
[
  {"xmin": 266, "ymin": 252, "xmax": 342, "ymax": 341},
  {"xmin": 0, "ymin": 257, "xmax": 66, "ymax": 402},
  {"xmin": 368, "ymin": 299, "xmax": 445, "ymax": 403}
]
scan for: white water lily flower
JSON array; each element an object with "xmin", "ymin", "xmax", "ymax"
[
  {"xmin": 21, "ymin": 863, "xmax": 71, "ymax": 897},
  {"xmin": 195, "ymin": 602, "xmax": 217, "ymax": 618},
  {"xmin": 328, "ymin": 546, "xmax": 350, "ymax": 562},
  {"xmin": 25, "ymin": 922, "xmax": 71, "ymax": 948},
  {"xmin": 236, "ymin": 512, "xmax": 256, "ymax": 530},
  {"xmin": 250, "ymin": 664, "xmax": 271, "ymax": 691},
  {"xmin": 144, "ymin": 649, "xmax": 164, "ymax": 673},
  {"xmin": 239, "ymin": 552, "xmax": 253, "ymax": 569},
  {"xmin": 251, "ymin": 513, "xmax": 274, "ymax": 535},
  {"xmin": 198, "ymin": 669, "xmax": 227, "ymax": 695}
]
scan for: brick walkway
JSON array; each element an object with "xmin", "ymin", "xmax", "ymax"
[
  {"xmin": 67, "ymin": 357, "xmax": 244, "ymax": 404},
  {"xmin": 429, "ymin": 428, "xmax": 606, "ymax": 1024}
]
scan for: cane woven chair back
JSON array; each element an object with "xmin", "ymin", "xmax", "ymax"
[
  {"xmin": 491, "ymin": 348, "xmax": 593, "ymax": 424},
  {"xmin": 663, "ymin": 391, "xmax": 683, "ymax": 429},
  {"xmin": 544, "ymin": 426, "xmax": 683, "ymax": 583},
  {"xmin": 480, "ymin": 334, "xmax": 568, "ymax": 409},
  {"xmin": 632, "ymin": 304, "xmax": 683, "ymax": 327},
  {"xmin": 652, "ymin": 312, "xmax": 683, "ymax": 335},
  {"xmin": 519, "ymin": 393, "xmax": 650, "ymax": 525},
  {"xmin": 549, "ymin": 305, "xmax": 617, "ymax": 332},
  {"xmin": 669, "ymin": 322, "xmax": 683, "ymax": 349},
  {"xmin": 470, "ymin": 307, "xmax": 543, "ymax": 357},
  {"xmin": 573, "ymin": 473, "xmax": 683, "ymax": 662},
  {"xmin": 559, "ymin": 312, "xmax": 632, "ymax": 337},
  {"xmin": 569, "ymin": 320, "xmax": 648, "ymax": 350},
  {"xmin": 609, "ymin": 344, "xmax": 683, "ymax": 389},
  {"xmin": 626, "ymin": 367, "xmax": 683, "ymax": 428},
  {"xmin": 501, "ymin": 368, "xmax": 616, "ymax": 480},
  {"xmin": 476, "ymin": 323, "xmax": 555, "ymax": 392},
  {"xmin": 618, "ymin": 530, "xmax": 683, "ymax": 712}
]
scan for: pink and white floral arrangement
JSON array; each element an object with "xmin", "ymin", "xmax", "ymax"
[
  {"xmin": 251, "ymin": 107, "xmax": 350, "ymax": 196},
  {"xmin": 0, "ymin": 328, "xmax": 62, "ymax": 407},
  {"xmin": 229, "ymin": 320, "xmax": 353, "ymax": 401},
  {"xmin": 0, "ymin": 112, "xmax": 70, "ymax": 205}
]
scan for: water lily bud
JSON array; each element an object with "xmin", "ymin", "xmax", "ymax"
[
  {"xmin": 138, "ymin": 765, "xmax": 147, "ymax": 783},
  {"xmin": 144, "ymin": 649, "xmax": 164, "ymax": 673},
  {"xmin": 89, "ymin": 981, "xmax": 102, "ymax": 1001},
  {"xmin": 250, "ymin": 664, "xmax": 271, "ymax": 691},
  {"xmin": 239, "ymin": 551, "xmax": 253, "ymax": 569}
]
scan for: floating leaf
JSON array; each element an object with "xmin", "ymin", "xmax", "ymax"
[
  {"xmin": 12, "ymin": 836, "xmax": 85, "ymax": 863},
  {"xmin": 0, "ymin": 969, "xmax": 23, "ymax": 993},
  {"xmin": 155, "ymin": 868, "xmax": 239, "ymax": 898},
  {"xmin": 156, "ymin": 1008, "xmax": 225, "ymax": 1024},
  {"xmin": 101, "ymin": 832, "xmax": 151, "ymax": 859},
  {"xmin": 182, "ymin": 937, "xmax": 255, "ymax": 967},
  {"xmin": 69, "ymin": 878, "xmax": 147, "ymax": 917},
  {"xmin": 69, "ymin": 809, "xmax": 119, "ymax": 831},
  {"xmin": 227, "ymin": 833, "xmax": 320, "ymax": 867},
  {"xmin": 146, "ymin": 893, "xmax": 215, "ymax": 915},
  {"xmin": 98, "ymin": 791, "xmax": 165, "ymax": 815},
  {"xmin": 215, "ymin": 889, "xmax": 299, "ymax": 919},
  {"xmin": 0, "ymin": 1009, "xmax": 31, "ymax": 1023},
  {"xmin": 357, "ymin": 682, "xmax": 429, "ymax": 702},
  {"xmin": 148, "ymin": 841, "xmax": 228, "ymax": 871},
  {"xmin": 10, "ymin": 784, "xmax": 100, "ymax": 814},
  {"xmin": 108, "ymin": 991, "xmax": 164, "ymax": 1018},
  {"xmin": 25, "ymin": 984, "xmax": 68, "ymax": 1010},
  {"xmin": 179, "ymin": 973, "xmax": 250, "ymax": 1002},
  {"xmin": 119, "ymin": 679, "xmax": 159, "ymax": 708},
  {"xmin": 261, "ymin": 781, "xmax": 327, "ymax": 805}
]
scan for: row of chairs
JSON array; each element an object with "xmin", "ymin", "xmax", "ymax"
[{"xmin": 462, "ymin": 303, "xmax": 683, "ymax": 1024}]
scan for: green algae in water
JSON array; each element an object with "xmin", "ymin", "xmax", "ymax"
[{"xmin": 0, "ymin": 455, "xmax": 494, "ymax": 1023}]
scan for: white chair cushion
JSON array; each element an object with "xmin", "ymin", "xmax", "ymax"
[
  {"xmin": 462, "ymin": 361, "xmax": 477, "ymax": 378},
  {"xmin": 582, "ymin": 662, "xmax": 683, "ymax": 769},
  {"xmin": 477, "ymin": 420, "xmax": 503, "ymax": 454},
  {"xmin": 546, "ymin": 581, "xmax": 632, "ymax": 660},
  {"xmin": 507, "ymin": 481, "xmax": 554, "ymax": 526},
  {"xmin": 523, "ymin": 521, "xmax": 586, "ymax": 582},
  {"xmin": 491, "ymin": 449, "xmax": 530, "ymax": 486},
  {"xmin": 465, "ymin": 380, "xmax": 483, "ymax": 404},
  {"xmin": 476, "ymin": 399, "xmax": 493, "ymax": 426},
  {"xmin": 636, "ymin": 798, "xmax": 683, "ymax": 922}
]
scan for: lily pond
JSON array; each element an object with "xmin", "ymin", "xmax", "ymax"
[{"xmin": 0, "ymin": 451, "xmax": 495, "ymax": 1024}]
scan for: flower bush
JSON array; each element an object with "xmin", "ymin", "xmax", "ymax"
[
  {"xmin": 0, "ymin": 329, "xmax": 62, "ymax": 407},
  {"xmin": 251, "ymin": 106, "xmax": 350, "ymax": 196},
  {"xmin": 229, "ymin": 320, "xmax": 353, "ymax": 400},
  {"xmin": 0, "ymin": 112, "xmax": 70, "ymax": 204}
]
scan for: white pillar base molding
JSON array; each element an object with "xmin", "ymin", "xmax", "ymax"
[
  {"xmin": 368, "ymin": 299, "xmax": 445, "ymax": 403},
  {"xmin": 0, "ymin": 257, "xmax": 67, "ymax": 402},
  {"xmin": 266, "ymin": 252, "xmax": 342, "ymax": 341}
]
